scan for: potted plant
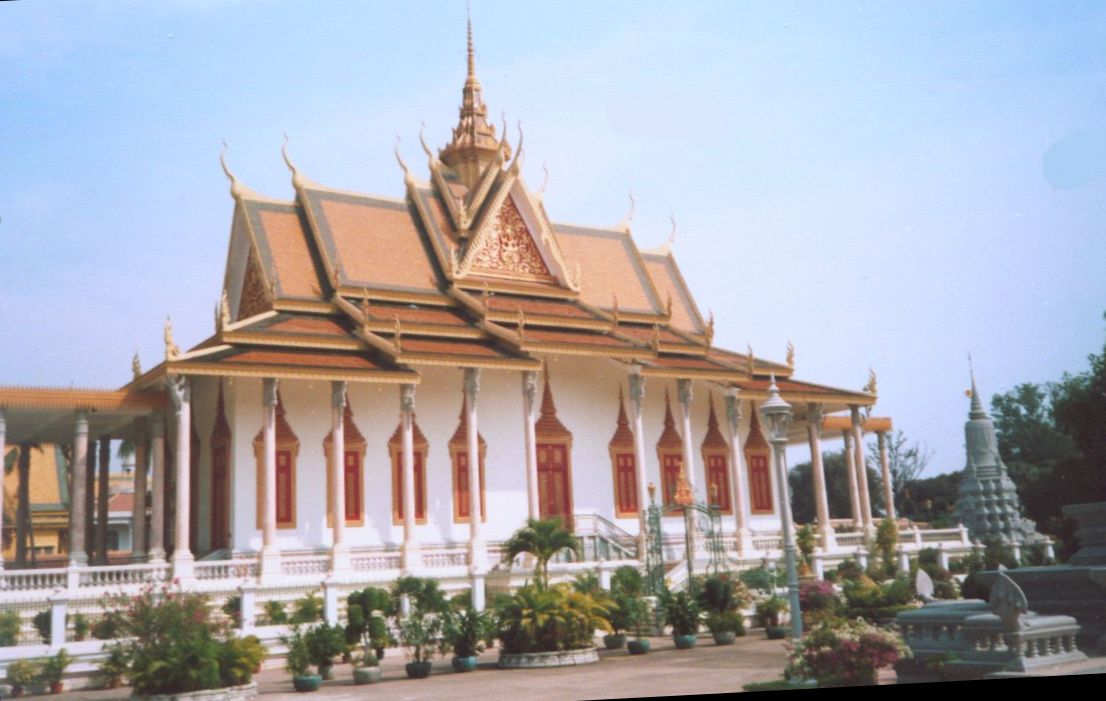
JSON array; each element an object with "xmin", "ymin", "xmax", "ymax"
[
  {"xmin": 94, "ymin": 643, "xmax": 129, "ymax": 690},
  {"xmin": 0, "ymin": 610, "xmax": 21, "ymax": 647},
  {"xmin": 626, "ymin": 597, "xmax": 652, "ymax": 655},
  {"xmin": 352, "ymin": 649, "xmax": 382, "ymax": 685},
  {"xmin": 344, "ymin": 586, "xmax": 395, "ymax": 660},
  {"xmin": 443, "ymin": 606, "xmax": 490, "ymax": 672},
  {"xmin": 263, "ymin": 600, "xmax": 288, "ymax": 625},
  {"xmin": 6, "ymin": 658, "xmax": 41, "ymax": 698},
  {"xmin": 304, "ymin": 622, "xmax": 346, "ymax": 680},
  {"xmin": 603, "ymin": 592, "xmax": 634, "ymax": 650},
  {"xmin": 398, "ymin": 611, "xmax": 444, "ymax": 678},
  {"xmin": 756, "ymin": 596, "xmax": 788, "ymax": 639},
  {"xmin": 219, "ymin": 635, "xmax": 267, "ymax": 686},
  {"xmin": 42, "ymin": 649, "xmax": 72, "ymax": 694},
  {"xmin": 698, "ymin": 574, "xmax": 750, "ymax": 645},
  {"xmin": 72, "ymin": 613, "xmax": 90, "ymax": 642},
  {"xmin": 281, "ymin": 626, "xmax": 321, "ymax": 693},
  {"xmin": 662, "ymin": 591, "xmax": 702, "ymax": 649},
  {"xmin": 222, "ymin": 595, "xmax": 242, "ymax": 628}
]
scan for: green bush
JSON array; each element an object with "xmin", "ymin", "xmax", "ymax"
[
  {"xmin": 41, "ymin": 649, "xmax": 72, "ymax": 686},
  {"xmin": 785, "ymin": 618, "xmax": 908, "ymax": 687},
  {"xmin": 834, "ymin": 559, "xmax": 865, "ymax": 582},
  {"xmin": 661, "ymin": 590, "xmax": 702, "ymax": 636},
  {"xmin": 843, "ymin": 575, "xmax": 917, "ymax": 623},
  {"xmin": 739, "ymin": 566, "xmax": 784, "ymax": 594},
  {"xmin": 93, "ymin": 643, "xmax": 129, "ymax": 689},
  {"xmin": 92, "ymin": 612, "xmax": 123, "ymax": 640},
  {"xmin": 290, "ymin": 592, "xmax": 323, "ymax": 624},
  {"xmin": 610, "ymin": 565, "xmax": 645, "ymax": 597},
  {"xmin": 262, "ymin": 600, "xmax": 288, "ymax": 625},
  {"xmin": 33, "ymin": 609, "xmax": 52, "ymax": 645},
  {"xmin": 345, "ymin": 586, "xmax": 394, "ymax": 649},
  {"xmin": 397, "ymin": 611, "xmax": 445, "ymax": 663},
  {"xmin": 221, "ymin": 596, "xmax": 242, "ymax": 627},
  {"xmin": 495, "ymin": 583, "xmax": 611, "ymax": 653},
  {"xmin": 219, "ymin": 635, "xmax": 266, "ymax": 685},
  {"xmin": 706, "ymin": 610, "xmax": 745, "ymax": 635},
  {"xmin": 72, "ymin": 613, "xmax": 91, "ymax": 641},
  {"xmin": 280, "ymin": 627, "xmax": 312, "ymax": 677},
  {"xmin": 443, "ymin": 606, "xmax": 493, "ymax": 658},
  {"xmin": 5, "ymin": 658, "xmax": 41, "ymax": 689},
  {"xmin": 755, "ymin": 596, "xmax": 788, "ymax": 627},
  {"xmin": 391, "ymin": 576, "xmax": 448, "ymax": 615},
  {"xmin": 0, "ymin": 610, "xmax": 22, "ymax": 646},
  {"xmin": 304, "ymin": 622, "xmax": 347, "ymax": 672}
]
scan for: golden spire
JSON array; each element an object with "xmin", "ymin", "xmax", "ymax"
[
  {"xmin": 132, "ymin": 351, "xmax": 142, "ymax": 381},
  {"xmin": 746, "ymin": 344, "xmax": 755, "ymax": 376},
  {"xmin": 786, "ymin": 339, "xmax": 795, "ymax": 369},
  {"xmin": 439, "ymin": 5, "xmax": 506, "ymax": 188}
]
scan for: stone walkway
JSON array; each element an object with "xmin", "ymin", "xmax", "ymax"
[{"xmin": 48, "ymin": 634, "xmax": 791, "ymax": 701}]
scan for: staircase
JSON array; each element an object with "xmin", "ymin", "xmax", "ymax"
[{"xmin": 573, "ymin": 513, "xmax": 639, "ymax": 562}]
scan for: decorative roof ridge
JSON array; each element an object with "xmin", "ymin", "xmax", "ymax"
[
  {"xmin": 639, "ymin": 248, "xmax": 706, "ymax": 333},
  {"xmin": 298, "ymin": 179, "xmax": 412, "ymax": 205}
]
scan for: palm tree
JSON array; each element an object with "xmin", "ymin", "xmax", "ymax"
[{"xmin": 502, "ymin": 518, "xmax": 581, "ymax": 590}]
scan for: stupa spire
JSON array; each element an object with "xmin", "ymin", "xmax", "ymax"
[
  {"xmin": 439, "ymin": 4, "xmax": 507, "ymax": 188},
  {"xmin": 968, "ymin": 353, "xmax": 987, "ymax": 419}
]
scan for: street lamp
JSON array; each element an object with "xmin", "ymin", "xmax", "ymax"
[{"xmin": 760, "ymin": 374, "xmax": 802, "ymax": 640}]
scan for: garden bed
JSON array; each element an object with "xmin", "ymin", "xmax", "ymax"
[{"xmin": 497, "ymin": 647, "xmax": 599, "ymax": 669}]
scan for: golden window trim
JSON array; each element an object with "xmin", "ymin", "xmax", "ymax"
[
  {"xmin": 390, "ymin": 444, "xmax": 429, "ymax": 526},
  {"xmin": 323, "ymin": 437, "xmax": 368, "ymax": 528},
  {"xmin": 609, "ymin": 446, "xmax": 639, "ymax": 518},
  {"xmin": 449, "ymin": 444, "xmax": 487, "ymax": 524},
  {"xmin": 252, "ymin": 441, "xmax": 300, "ymax": 530}
]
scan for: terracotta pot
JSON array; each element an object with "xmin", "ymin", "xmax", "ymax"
[{"xmin": 50, "ymin": 681, "xmax": 64, "ymax": 694}]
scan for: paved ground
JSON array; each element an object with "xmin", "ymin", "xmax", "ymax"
[{"xmin": 47, "ymin": 634, "xmax": 791, "ymax": 701}]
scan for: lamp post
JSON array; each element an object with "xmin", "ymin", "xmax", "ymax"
[{"xmin": 760, "ymin": 375, "xmax": 802, "ymax": 640}]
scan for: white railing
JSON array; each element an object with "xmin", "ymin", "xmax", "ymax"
[
  {"xmin": 351, "ymin": 551, "xmax": 401, "ymax": 572},
  {"xmin": 0, "ymin": 567, "xmax": 67, "ymax": 593},
  {"xmin": 421, "ymin": 549, "xmax": 468, "ymax": 569},
  {"xmin": 835, "ymin": 532, "xmax": 866, "ymax": 548},
  {"xmin": 280, "ymin": 554, "xmax": 330, "ymax": 576},
  {"xmin": 752, "ymin": 533, "xmax": 783, "ymax": 552},
  {"xmin": 78, "ymin": 562, "xmax": 168, "ymax": 589},
  {"xmin": 195, "ymin": 559, "xmax": 258, "ymax": 580}
]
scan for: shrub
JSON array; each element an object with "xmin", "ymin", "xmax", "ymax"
[
  {"xmin": 221, "ymin": 596, "xmax": 242, "ymax": 627},
  {"xmin": 356, "ymin": 650, "xmax": 379, "ymax": 668},
  {"xmin": 495, "ymin": 583, "xmax": 611, "ymax": 653},
  {"xmin": 610, "ymin": 565, "xmax": 645, "ymax": 597},
  {"xmin": 219, "ymin": 635, "xmax": 266, "ymax": 685},
  {"xmin": 797, "ymin": 525, "xmax": 817, "ymax": 572},
  {"xmin": 785, "ymin": 618, "xmax": 909, "ymax": 687},
  {"xmin": 755, "ymin": 596, "xmax": 788, "ymax": 627},
  {"xmin": 33, "ymin": 609, "xmax": 52, "ymax": 644},
  {"xmin": 739, "ymin": 566, "xmax": 784, "ymax": 594},
  {"xmin": 705, "ymin": 610, "xmax": 745, "ymax": 635},
  {"xmin": 91, "ymin": 612, "xmax": 122, "ymax": 640},
  {"xmin": 661, "ymin": 590, "xmax": 702, "ymax": 636},
  {"xmin": 262, "ymin": 600, "xmax": 288, "ymax": 625},
  {"xmin": 0, "ymin": 610, "xmax": 22, "ymax": 646},
  {"xmin": 41, "ymin": 649, "xmax": 72, "ymax": 687},
  {"xmin": 280, "ymin": 627, "xmax": 312, "ymax": 677},
  {"xmin": 72, "ymin": 613, "xmax": 90, "ymax": 641},
  {"xmin": 391, "ymin": 576, "xmax": 448, "ymax": 615},
  {"xmin": 842, "ymin": 576, "xmax": 916, "ymax": 623},
  {"xmin": 290, "ymin": 592, "xmax": 323, "ymax": 624},
  {"xmin": 93, "ymin": 643, "xmax": 129, "ymax": 689},
  {"xmin": 875, "ymin": 518, "xmax": 900, "ymax": 577},
  {"xmin": 100, "ymin": 582, "xmax": 255, "ymax": 695},
  {"xmin": 572, "ymin": 572, "xmax": 603, "ymax": 595},
  {"xmin": 397, "ymin": 612, "xmax": 445, "ymax": 663},
  {"xmin": 443, "ymin": 606, "xmax": 492, "ymax": 658},
  {"xmin": 834, "ymin": 559, "xmax": 865, "ymax": 582},
  {"xmin": 799, "ymin": 580, "xmax": 839, "ymax": 612},
  {"xmin": 304, "ymin": 622, "xmax": 347, "ymax": 672},
  {"xmin": 345, "ymin": 586, "xmax": 394, "ymax": 649},
  {"xmin": 6, "ymin": 658, "xmax": 41, "ymax": 690}
]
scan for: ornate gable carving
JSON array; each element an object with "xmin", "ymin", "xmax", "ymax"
[
  {"xmin": 237, "ymin": 248, "xmax": 271, "ymax": 321},
  {"xmin": 469, "ymin": 197, "xmax": 551, "ymax": 279}
]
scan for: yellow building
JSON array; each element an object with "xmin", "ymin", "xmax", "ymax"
[{"xmin": 2, "ymin": 443, "xmax": 70, "ymax": 563}]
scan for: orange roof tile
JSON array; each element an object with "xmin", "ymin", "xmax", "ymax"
[
  {"xmin": 397, "ymin": 337, "xmax": 511, "ymax": 359},
  {"xmin": 487, "ymin": 295, "xmax": 597, "ymax": 320},
  {"xmin": 256, "ymin": 207, "xmax": 322, "ymax": 299},
  {"xmin": 522, "ymin": 328, "xmax": 640, "ymax": 349},
  {"xmin": 555, "ymin": 225, "xmax": 662, "ymax": 315},
  {"xmin": 642, "ymin": 252, "xmax": 705, "ymax": 333},
  {"xmin": 108, "ymin": 491, "xmax": 134, "ymax": 512}
]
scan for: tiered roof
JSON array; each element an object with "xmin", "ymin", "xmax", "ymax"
[{"xmin": 126, "ymin": 24, "xmax": 876, "ymax": 415}]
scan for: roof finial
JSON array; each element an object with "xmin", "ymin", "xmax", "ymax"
[
  {"xmin": 132, "ymin": 351, "xmax": 142, "ymax": 381},
  {"xmin": 539, "ymin": 162, "xmax": 550, "ymax": 195},
  {"xmin": 621, "ymin": 191, "xmax": 635, "ymax": 231},
  {"xmin": 968, "ymin": 352, "xmax": 986, "ymax": 418},
  {"xmin": 164, "ymin": 316, "xmax": 181, "ymax": 361},
  {"xmin": 467, "ymin": 0, "xmax": 475, "ymax": 80},
  {"xmin": 281, "ymin": 133, "xmax": 306, "ymax": 189},
  {"xmin": 786, "ymin": 339, "xmax": 795, "ymax": 369},
  {"xmin": 394, "ymin": 134, "xmax": 413, "ymax": 182},
  {"xmin": 667, "ymin": 214, "xmax": 677, "ymax": 250},
  {"xmin": 746, "ymin": 344, "xmax": 755, "ymax": 376},
  {"xmin": 418, "ymin": 121, "xmax": 435, "ymax": 164},
  {"xmin": 219, "ymin": 141, "xmax": 250, "ymax": 200}
]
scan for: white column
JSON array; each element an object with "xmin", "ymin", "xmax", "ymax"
[
  {"xmin": 842, "ymin": 430, "xmax": 861, "ymax": 529},
  {"xmin": 329, "ymin": 381, "xmax": 350, "ymax": 574},
  {"xmin": 131, "ymin": 418, "xmax": 149, "ymax": 562},
  {"xmin": 850, "ymin": 406, "xmax": 873, "ymax": 529},
  {"xmin": 676, "ymin": 378, "xmax": 699, "ymax": 554},
  {"xmin": 806, "ymin": 404, "xmax": 835, "ymax": 550},
  {"xmin": 168, "ymin": 375, "xmax": 194, "ymax": 580},
  {"xmin": 95, "ymin": 437, "xmax": 111, "ymax": 564},
  {"xmin": 724, "ymin": 388, "xmax": 753, "ymax": 556},
  {"xmin": 260, "ymin": 378, "xmax": 281, "ymax": 578},
  {"xmin": 464, "ymin": 368, "xmax": 486, "ymax": 571},
  {"xmin": 400, "ymin": 383, "xmax": 419, "ymax": 572},
  {"xmin": 877, "ymin": 430, "xmax": 896, "ymax": 521},
  {"xmin": 69, "ymin": 411, "xmax": 89, "ymax": 566},
  {"xmin": 149, "ymin": 414, "xmax": 166, "ymax": 562},
  {"xmin": 521, "ymin": 371, "xmax": 540, "ymax": 520},
  {"xmin": 0, "ymin": 407, "xmax": 5, "ymax": 570},
  {"xmin": 628, "ymin": 367, "xmax": 650, "ymax": 557}
]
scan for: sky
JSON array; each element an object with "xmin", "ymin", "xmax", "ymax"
[{"xmin": 1, "ymin": 0, "xmax": 1104, "ymax": 477}]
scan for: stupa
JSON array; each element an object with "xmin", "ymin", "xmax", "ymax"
[{"xmin": 953, "ymin": 367, "xmax": 1045, "ymax": 549}]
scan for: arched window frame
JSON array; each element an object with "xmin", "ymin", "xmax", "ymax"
[
  {"xmin": 253, "ymin": 391, "xmax": 300, "ymax": 530},
  {"xmin": 744, "ymin": 402, "xmax": 775, "ymax": 515},
  {"xmin": 323, "ymin": 396, "xmax": 367, "ymax": 527},
  {"xmin": 389, "ymin": 418, "xmax": 429, "ymax": 525},
  {"xmin": 701, "ymin": 397, "xmax": 733, "ymax": 515},
  {"xmin": 608, "ymin": 389, "xmax": 638, "ymax": 518}
]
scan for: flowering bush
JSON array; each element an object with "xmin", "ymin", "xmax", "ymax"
[
  {"xmin": 103, "ymin": 582, "xmax": 259, "ymax": 694},
  {"xmin": 785, "ymin": 618, "xmax": 909, "ymax": 687},
  {"xmin": 799, "ymin": 580, "xmax": 842, "ymax": 627}
]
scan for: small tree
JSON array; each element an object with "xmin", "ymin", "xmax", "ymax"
[
  {"xmin": 875, "ymin": 518, "xmax": 899, "ymax": 578},
  {"xmin": 502, "ymin": 518, "xmax": 582, "ymax": 590},
  {"xmin": 867, "ymin": 430, "xmax": 932, "ymax": 516}
]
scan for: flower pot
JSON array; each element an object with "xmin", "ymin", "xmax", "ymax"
[
  {"xmin": 452, "ymin": 655, "xmax": 478, "ymax": 673},
  {"xmin": 673, "ymin": 634, "xmax": 697, "ymax": 650},
  {"xmin": 711, "ymin": 630, "xmax": 736, "ymax": 645},
  {"xmin": 766, "ymin": 626, "xmax": 788, "ymax": 640},
  {"xmin": 50, "ymin": 681, "xmax": 64, "ymax": 694},
  {"xmin": 627, "ymin": 639, "xmax": 651, "ymax": 655},
  {"xmin": 603, "ymin": 633, "xmax": 627, "ymax": 650},
  {"xmin": 292, "ymin": 674, "xmax": 322, "ymax": 692},
  {"xmin": 352, "ymin": 666, "xmax": 383, "ymax": 685},
  {"xmin": 405, "ymin": 661, "xmax": 433, "ymax": 679},
  {"xmin": 317, "ymin": 662, "xmax": 334, "ymax": 680}
]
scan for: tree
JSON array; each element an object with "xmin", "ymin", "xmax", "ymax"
[
  {"xmin": 501, "ymin": 517, "xmax": 581, "ymax": 590},
  {"xmin": 789, "ymin": 450, "xmax": 880, "ymax": 525},
  {"xmin": 895, "ymin": 471, "xmax": 961, "ymax": 527},
  {"xmin": 865, "ymin": 430, "xmax": 932, "ymax": 515},
  {"xmin": 1051, "ymin": 318, "xmax": 1106, "ymax": 507}
]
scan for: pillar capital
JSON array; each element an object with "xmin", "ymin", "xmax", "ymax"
[
  {"xmin": 806, "ymin": 403, "xmax": 824, "ymax": 436},
  {"xmin": 331, "ymin": 380, "xmax": 347, "ymax": 410},
  {"xmin": 400, "ymin": 383, "xmax": 416, "ymax": 413},
  {"xmin": 628, "ymin": 368, "xmax": 646, "ymax": 405},
  {"xmin": 676, "ymin": 378, "xmax": 693, "ymax": 409},
  {"xmin": 522, "ymin": 370, "xmax": 539, "ymax": 407},
  {"xmin": 724, "ymin": 388, "xmax": 742, "ymax": 432},
  {"xmin": 262, "ymin": 377, "xmax": 279, "ymax": 408},
  {"xmin": 849, "ymin": 404, "xmax": 862, "ymax": 425},
  {"xmin": 464, "ymin": 367, "xmax": 481, "ymax": 402},
  {"xmin": 75, "ymin": 410, "xmax": 89, "ymax": 433},
  {"xmin": 166, "ymin": 374, "xmax": 191, "ymax": 412}
]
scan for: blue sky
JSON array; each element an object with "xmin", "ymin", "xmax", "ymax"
[{"xmin": 2, "ymin": 1, "xmax": 1104, "ymax": 476}]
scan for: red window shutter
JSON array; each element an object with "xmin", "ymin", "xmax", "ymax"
[
  {"xmin": 276, "ymin": 450, "xmax": 292, "ymax": 526},
  {"xmin": 344, "ymin": 450, "xmax": 361, "ymax": 522},
  {"xmin": 749, "ymin": 454, "xmax": 772, "ymax": 512},
  {"xmin": 456, "ymin": 452, "xmax": 470, "ymax": 519},
  {"xmin": 414, "ymin": 452, "xmax": 426, "ymax": 521}
]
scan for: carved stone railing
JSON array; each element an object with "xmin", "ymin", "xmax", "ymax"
[
  {"xmin": 351, "ymin": 551, "xmax": 401, "ymax": 572},
  {"xmin": 751, "ymin": 533, "xmax": 783, "ymax": 552},
  {"xmin": 195, "ymin": 559, "xmax": 258, "ymax": 581},
  {"xmin": 421, "ymin": 549, "xmax": 468, "ymax": 569},
  {"xmin": 0, "ymin": 566, "xmax": 67, "ymax": 593},
  {"xmin": 280, "ymin": 554, "xmax": 329, "ymax": 577},
  {"xmin": 78, "ymin": 562, "xmax": 168, "ymax": 589}
]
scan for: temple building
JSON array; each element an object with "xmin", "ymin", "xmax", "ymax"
[{"xmin": 0, "ymin": 21, "xmax": 971, "ymax": 629}]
